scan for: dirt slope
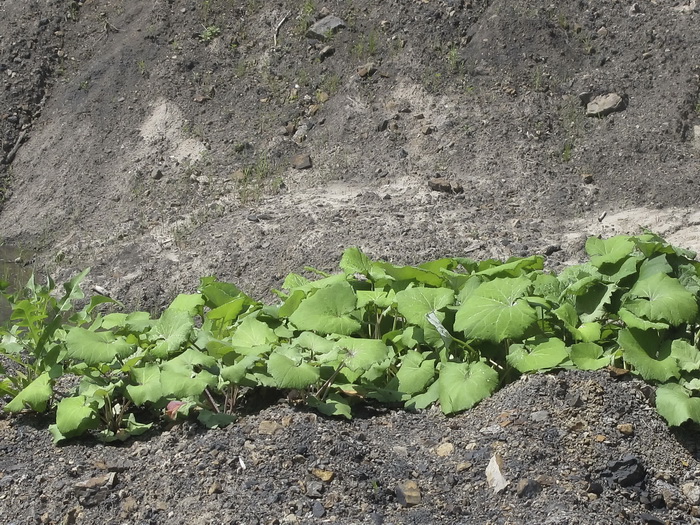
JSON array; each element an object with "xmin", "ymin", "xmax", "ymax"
[{"xmin": 1, "ymin": 1, "xmax": 700, "ymax": 523}]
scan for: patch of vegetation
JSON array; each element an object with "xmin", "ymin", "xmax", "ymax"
[
  {"xmin": 199, "ymin": 25, "xmax": 221, "ymax": 44},
  {"xmin": 561, "ymin": 141, "xmax": 574, "ymax": 162},
  {"xmin": 3, "ymin": 233, "xmax": 700, "ymax": 442},
  {"xmin": 446, "ymin": 45, "xmax": 462, "ymax": 74},
  {"xmin": 320, "ymin": 73, "xmax": 342, "ymax": 95},
  {"xmin": 295, "ymin": 0, "xmax": 316, "ymax": 36},
  {"xmin": 352, "ymin": 29, "xmax": 381, "ymax": 61},
  {"xmin": 238, "ymin": 154, "xmax": 282, "ymax": 203}
]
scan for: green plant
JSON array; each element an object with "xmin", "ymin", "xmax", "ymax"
[
  {"xmin": 532, "ymin": 65, "xmax": 546, "ymax": 91},
  {"xmin": 238, "ymin": 154, "xmax": 280, "ymax": 202},
  {"xmin": 199, "ymin": 25, "xmax": 221, "ymax": 44},
  {"xmin": 446, "ymin": 46, "xmax": 461, "ymax": 73},
  {"xmin": 352, "ymin": 30, "xmax": 380, "ymax": 61},
  {"xmin": 321, "ymin": 73, "xmax": 341, "ymax": 95},
  {"xmin": 295, "ymin": 0, "xmax": 316, "ymax": 35},
  {"xmin": 3, "ymin": 233, "xmax": 700, "ymax": 443},
  {"xmin": 562, "ymin": 141, "xmax": 573, "ymax": 162},
  {"xmin": 0, "ymin": 270, "xmax": 117, "ymax": 410},
  {"xmin": 136, "ymin": 59, "xmax": 147, "ymax": 76}
]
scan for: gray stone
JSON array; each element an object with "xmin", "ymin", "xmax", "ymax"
[
  {"xmin": 395, "ymin": 480, "xmax": 421, "ymax": 506},
  {"xmin": 306, "ymin": 16, "xmax": 346, "ymax": 41},
  {"xmin": 306, "ymin": 480, "xmax": 324, "ymax": 498},
  {"xmin": 516, "ymin": 478, "xmax": 541, "ymax": 498},
  {"xmin": 530, "ymin": 410, "xmax": 550, "ymax": 422},
  {"xmin": 428, "ymin": 177, "xmax": 463, "ymax": 194},
  {"xmin": 682, "ymin": 482, "xmax": 700, "ymax": 505},
  {"xmin": 586, "ymin": 93, "xmax": 625, "ymax": 117},
  {"xmin": 291, "ymin": 154, "xmax": 312, "ymax": 170},
  {"xmin": 311, "ymin": 501, "xmax": 325, "ymax": 518}
]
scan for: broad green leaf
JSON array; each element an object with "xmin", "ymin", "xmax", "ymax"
[
  {"xmin": 278, "ymin": 289, "xmax": 305, "ymax": 318},
  {"xmin": 289, "ymin": 282, "xmax": 361, "ymax": 335},
  {"xmin": 655, "ymin": 383, "xmax": 700, "ymax": 426},
  {"xmin": 267, "ymin": 351, "xmax": 320, "ymax": 389},
  {"xmin": 437, "ymin": 361, "xmax": 499, "ymax": 414},
  {"xmin": 49, "ymin": 395, "xmax": 99, "ymax": 443},
  {"xmin": 4, "ymin": 372, "xmax": 52, "ymax": 412},
  {"xmin": 570, "ymin": 342, "xmax": 611, "ymax": 370},
  {"xmin": 418, "ymin": 258, "xmax": 458, "ymax": 275},
  {"xmin": 102, "ymin": 311, "xmax": 153, "ymax": 332},
  {"xmin": 638, "ymin": 255, "xmax": 673, "ymax": 280},
  {"xmin": 395, "ymin": 287, "xmax": 455, "ymax": 329},
  {"xmin": 169, "ymin": 347, "xmax": 217, "ymax": 368},
  {"xmin": 585, "ymin": 236, "xmax": 635, "ymax": 266},
  {"xmin": 198, "ymin": 410, "xmax": 236, "ymax": 428},
  {"xmin": 98, "ymin": 413, "xmax": 152, "ymax": 443},
  {"xmin": 634, "ymin": 233, "xmax": 697, "ymax": 260},
  {"xmin": 230, "ymin": 316, "xmax": 278, "ymax": 348},
  {"xmin": 440, "ymin": 269, "xmax": 473, "ymax": 291},
  {"xmin": 624, "ymin": 273, "xmax": 698, "ymax": 325},
  {"xmin": 161, "ymin": 349, "xmax": 217, "ymax": 397},
  {"xmin": 678, "ymin": 267, "xmax": 700, "ymax": 299},
  {"xmin": 168, "ymin": 294, "xmax": 205, "ymax": 315},
  {"xmin": 577, "ymin": 322, "xmax": 602, "ymax": 343},
  {"xmin": 282, "ymin": 273, "xmax": 310, "ymax": 291},
  {"xmin": 576, "ymin": 282, "xmax": 617, "ymax": 323},
  {"xmin": 395, "ymin": 351, "xmax": 436, "ymax": 394},
  {"xmin": 618, "ymin": 308, "xmax": 669, "ymax": 331},
  {"xmin": 476, "ymin": 255, "xmax": 544, "ymax": 278},
  {"xmin": 553, "ymin": 303, "xmax": 580, "ymax": 337},
  {"xmin": 200, "ymin": 278, "xmax": 245, "ymax": 307},
  {"xmin": 81, "ymin": 295, "xmax": 121, "ymax": 316},
  {"xmin": 204, "ymin": 339, "xmax": 236, "ymax": 359},
  {"xmin": 340, "ymin": 246, "xmax": 373, "ymax": 276},
  {"xmin": 220, "ymin": 354, "xmax": 259, "ymax": 384},
  {"xmin": 456, "ymin": 276, "xmax": 483, "ymax": 304},
  {"xmin": 507, "ymin": 338, "xmax": 568, "ymax": 372},
  {"xmin": 396, "ymin": 286, "xmax": 455, "ymax": 348},
  {"xmin": 425, "ymin": 311, "xmax": 454, "ymax": 349},
  {"xmin": 370, "ymin": 262, "xmax": 444, "ymax": 288},
  {"xmin": 356, "ymin": 289, "xmax": 396, "ymax": 309},
  {"xmin": 126, "ymin": 364, "xmax": 163, "ymax": 405},
  {"xmin": 122, "ymin": 413, "xmax": 152, "ymax": 436},
  {"xmin": 307, "ymin": 393, "xmax": 353, "ymax": 419},
  {"xmin": 292, "ymin": 332, "xmax": 336, "ymax": 356},
  {"xmin": 405, "ymin": 378, "xmax": 440, "ymax": 410},
  {"xmin": 149, "ymin": 309, "xmax": 194, "ymax": 357},
  {"xmin": 684, "ymin": 378, "xmax": 700, "ymax": 391},
  {"xmin": 670, "ymin": 339, "xmax": 700, "ymax": 373},
  {"xmin": 207, "ymin": 297, "xmax": 249, "ymax": 326},
  {"xmin": 296, "ymin": 273, "xmax": 347, "ymax": 293},
  {"xmin": 618, "ymin": 328, "xmax": 679, "ymax": 382},
  {"xmin": 599, "ymin": 255, "xmax": 641, "ymax": 284},
  {"xmin": 58, "ymin": 268, "xmax": 90, "ymax": 311},
  {"xmin": 336, "ymin": 337, "xmax": 391, "ymax": 372},
  {"xmin": 65, "ymin": 328, "xmax": 134, "ymax": 365},
  {"xmin": 531, "ymin": 273, "xmax": 563, "ymax": 302},
  {"xmin": 454, "ymin": 277, "xmax": 537, "ymax": 342}
]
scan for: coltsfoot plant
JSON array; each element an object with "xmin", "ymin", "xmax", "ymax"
[{"xmin": 2, "ymin": 232, "xmax": 700, "ymax": 443}]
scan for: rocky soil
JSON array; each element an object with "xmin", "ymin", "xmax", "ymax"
[{"xmin": 1, "ymin": 0, "xmax": 700, "ymax": 523}]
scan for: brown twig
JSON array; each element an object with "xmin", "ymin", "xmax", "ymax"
[{"xmin": 4, "ymin": 130, "xmax": 27, "ymax": 164}]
